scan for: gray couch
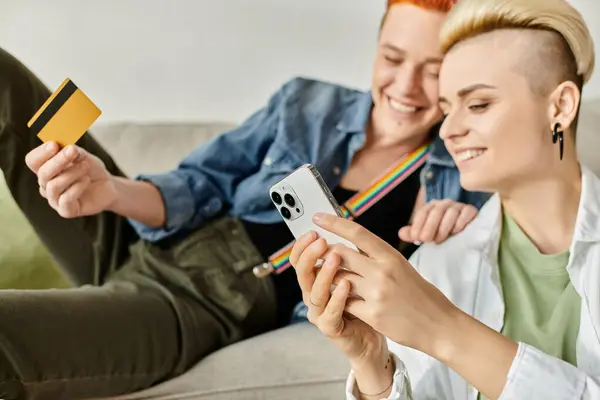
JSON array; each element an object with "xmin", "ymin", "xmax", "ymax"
[{"xmin": 90, "ymin": 98, "xmax": 599, "ymax": 399}]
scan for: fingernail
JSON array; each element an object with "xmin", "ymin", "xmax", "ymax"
[
  {"xmin": 313, "ymin": 213, "xmax": 325, "ymax": 223},
  {"xmin": 45, "ymin": 142, "xmax": 55, "ymax": 151},
  {"xmin": 67, "ymin": 146, "xmax": 78, "ymax": 158},
  {"xmin": 302, "ymin": 231, "xmax": 316, "ymax": 241}
]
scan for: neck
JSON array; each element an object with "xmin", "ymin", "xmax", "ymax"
[
  {"xmin": 365, "ymin": 117, "xmax": 431, "ymax": 154},
  {"xmin": 500, "ymin": 159, "xmax": 582, "ymax": 254}
]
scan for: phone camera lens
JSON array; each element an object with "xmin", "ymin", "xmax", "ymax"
[
  {"xmin": 284, "ymin": 194, "xmax": 296, "ymax": 207},
  {"xmin": 271, "ymin": 192, "xmax": 282, "ymax": 205},
  {"xmin": 280, "ymin": 207, "xmax": 292, "ymax": 220}
]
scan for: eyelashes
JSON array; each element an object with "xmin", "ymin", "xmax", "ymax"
[
  {"xmin": 440, "ymin": 102, "xmax": 490, "ymax": 117},
  {"xmin": 382, "ymin": 56, "xmax": 439, "ymax": 78},
  {"xmin": 468, "ymin": 103, "xmax": 490, "ymax": 112},
  {"xmin": 384, "ymin": 56, "xmax": 403, "ymax": 64}
]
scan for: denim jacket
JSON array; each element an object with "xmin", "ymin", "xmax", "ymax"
[{"xmin": 129, "ymin": 77, "xmax": 490, "ymax": 242}]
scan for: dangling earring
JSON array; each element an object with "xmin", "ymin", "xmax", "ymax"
[{"xmin": 553, "ymin": 123, "xmax": 564, "ymax": 161}]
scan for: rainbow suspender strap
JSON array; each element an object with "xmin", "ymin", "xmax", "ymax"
[{"xmin": 253, "ymin": 142, "xmax": 432, "ymax": 278}]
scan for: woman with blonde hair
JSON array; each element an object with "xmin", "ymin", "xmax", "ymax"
[{"xmin": 291, "ymin": 0, "xmax": 599, "ymax": 398}]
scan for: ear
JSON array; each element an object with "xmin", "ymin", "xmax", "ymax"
[{"xmin": 547, "ymin": 81, "xmax": 581, "ymax": 132}]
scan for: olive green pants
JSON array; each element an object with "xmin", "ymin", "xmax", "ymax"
[{"xmin": 0, "ymin": 47, "xmax": 277, "ymax": 399}]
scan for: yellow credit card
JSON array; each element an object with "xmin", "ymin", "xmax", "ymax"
[{"xmin": 27, "ymin": 78, "xmax": 101, "ymax": 147}]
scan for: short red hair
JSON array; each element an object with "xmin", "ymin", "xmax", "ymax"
[{"xmin": 387, "ymin": 0, "xmax": 456, "ymax": 12}]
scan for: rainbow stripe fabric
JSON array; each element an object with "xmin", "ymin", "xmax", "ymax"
[
  {"xmin": 339, "ymin": 143, "xmax": 431, "ymax": 219},
  {"xmin": 268, "ymin": 142, "xmax": 431, "ymax": 274}
]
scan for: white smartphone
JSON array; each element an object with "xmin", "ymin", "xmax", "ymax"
[{"xmin": 269, "ymin": 164, "xmax": 358, "ymax": 252}]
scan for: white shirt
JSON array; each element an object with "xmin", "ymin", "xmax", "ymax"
[{"xmin": 346, "ymin": 165, "xmax": 600, "ymax": 400}]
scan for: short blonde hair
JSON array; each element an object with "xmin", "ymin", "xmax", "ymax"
[{"xmin": 439, "ymin": 0, "xmax": 595, "ymax": 84}]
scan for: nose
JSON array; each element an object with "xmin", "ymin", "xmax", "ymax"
[
  {"xmin": 439, "ymin": 110, "xmax": 468, "ymax": 141},
  {"xmin": 395, "ymin": 64, "xmax": 421, "ymax": 97}
]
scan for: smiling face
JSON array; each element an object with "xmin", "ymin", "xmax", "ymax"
[
  {"xmin": 371, "ymin": 3, "xmax": 447, "ymax": 142},
  {"xmin": 438, "ymin": 29, "xmax": 572, "ymax": 193}
]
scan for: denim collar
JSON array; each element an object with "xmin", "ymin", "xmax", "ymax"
[{"xmin": 336, "ymin": 90, "xmax": 373, "ymax": 134}]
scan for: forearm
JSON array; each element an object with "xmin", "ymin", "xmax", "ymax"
[
  {"xmin": 351, "ymin": 350, "xmax": 395, "ymax": 399},
  {"xmin": 108, "ymin": 176, "xmax": 166, "ymax": 228},
  {"xmin": 433, "ymin": 308, "xmax": 518, "ymax": 400}
]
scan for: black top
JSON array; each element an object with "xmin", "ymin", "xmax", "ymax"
[{"xmin": 241, "ymin": 165, "xmax": 423, "ymax": 326}]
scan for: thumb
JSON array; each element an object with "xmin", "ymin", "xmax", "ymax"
[{"xmin": 398, "ymin": 226, "xmax": 413, "ymax": 242}]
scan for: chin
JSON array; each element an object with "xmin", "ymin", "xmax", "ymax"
[
  {"xmin": 459, "ymin": 173, "xmax": 492, "ymax": 193},
  {"xmin": 383, "ymin": 117, "xmax": 425, "ymax": 141}
]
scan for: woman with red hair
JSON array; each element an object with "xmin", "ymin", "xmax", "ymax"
[
  {"xmin": 290, "ymin": 0, "xmax": 472, "ymax": 323},
  {"xmin": 0, "ymin": 0, "xmax": 486, "ymax": 398}
]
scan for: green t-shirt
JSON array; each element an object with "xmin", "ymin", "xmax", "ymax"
[{"xmin": 479, "ymin": 212, "xmax": 581, "ymax": 399}]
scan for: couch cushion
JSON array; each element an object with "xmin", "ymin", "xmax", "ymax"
[
  {"xmin": 92, "ymin": 122, "xmax": 236, "ymax": 177},
  {"xmin": 100, "ymin": 323, "xmax": 349, "ymax": 400},
  {"xmin": 0, "ymin": 174, "xmax": 69, "ymax": 289}
]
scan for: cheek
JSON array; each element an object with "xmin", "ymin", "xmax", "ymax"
[
  {"xmin": 372, "ymin": 61, "xmax": 396, "ymax": 90},
  {"xmin": 422, "ymin": 78, "xmax": 440, "ymax": 105},
  {"xmin": 475, "ymin": 115, "xmax": 541, "ymax": 166},
  {"xmin": 473, "ymin": 117, "xmax": 512, "ymax": 156}
]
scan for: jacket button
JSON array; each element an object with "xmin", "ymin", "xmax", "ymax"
[
  {"xmin": 204, "ymin": 198, "xmax": 222, "ymax": 216},
  {"xmin": 424, "ymin": 169, "xmax": 434, "ymax": 180},
  {"xmin": 333, "ymin": 166, "xmax": 341, "ymax": 175}
]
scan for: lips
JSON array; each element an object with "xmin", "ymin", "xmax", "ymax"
[
  {"xmin": 454, "ymin": 148, "xmax": 487, "ymax": 163},
  {"xmin": 389, "ymin": 98, "xmax": 418, "ymax": 113},
  {"xmin": 387, "ymin": 95, "xmax": 422, "ymax": 114}
]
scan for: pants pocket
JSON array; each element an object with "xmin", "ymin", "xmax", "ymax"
[{"xmin": 163, "ymin": 217, "xmax": 265, "ymax": 321}]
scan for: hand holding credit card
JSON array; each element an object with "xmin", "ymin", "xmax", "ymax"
[
  {"xmin": 27, "ymin": 78, "xmax": 101, "ymax": 146},
  {"xmin": 24, "ymin": 78, "xmax": 114, "ymax": 219}
]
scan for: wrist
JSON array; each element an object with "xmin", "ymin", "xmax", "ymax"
[
  {"xmin": 349, "ymin": 350, "xmax": 389, "ymax": 375},
  {"xmin": 350, "ymin": 350, "xmax": 395, "ymax": 399},
  {"xmin": 105, "ymin": 177, "xmax": 167, "ymax": 227},
  {"xmin": 348, "ymin": 334, "xmax": 388, "ymax": 372},
  {"xmin": 427, "ymin": 308, "xmax": 518, "ymax": 398},
  {"xmin": 106, "ymin": 176, "xmax": 127, "ymax": 214},
  {"xmin": 429, "ymin": 306, "xmax": 471, "ymax": 365}
]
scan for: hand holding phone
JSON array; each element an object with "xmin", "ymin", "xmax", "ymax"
[{"xmin": 269, "ymin": 164, "xmax": 358, "ymax": 253}]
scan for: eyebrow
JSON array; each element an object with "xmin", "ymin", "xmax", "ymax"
[
  {"xmin": 439, "ymin": 83, "xmax": 497, "ymax": 104},
  {"xmin": 381, "ymin": 43, "xmax": 443, "ymax": 64}
]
